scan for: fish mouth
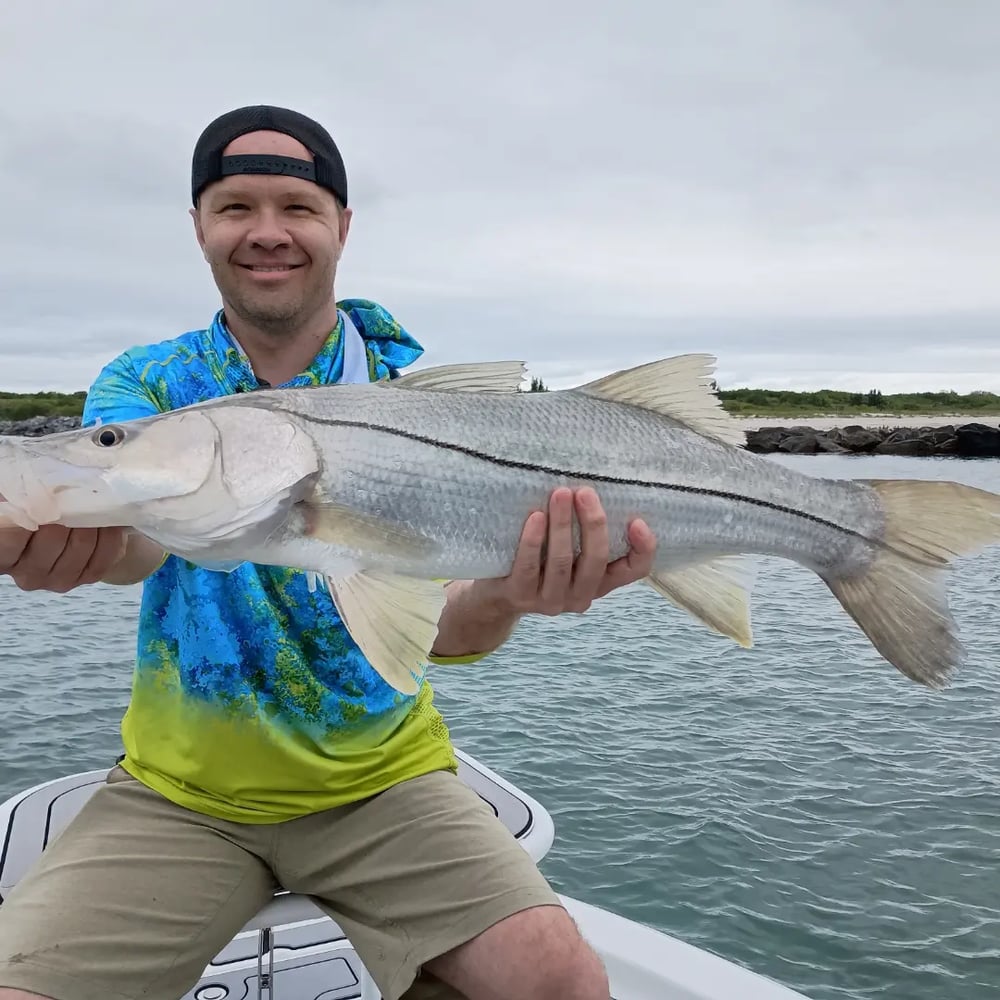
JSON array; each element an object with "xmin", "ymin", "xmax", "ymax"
[
  {"xmin": 0, "ymin": 495, "xmax": 42, "ymax": 530},
  {"xmin": 0, "ymin": 450, "xmax": 68, "ymax": 528},
  {"xmin": 0, "ymin": 448, "xmax": 122, "ymax": 529}
]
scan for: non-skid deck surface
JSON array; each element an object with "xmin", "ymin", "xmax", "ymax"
[{"xmin": 191, "ymin": 920, "xmax": 368, "ymax": 1000}]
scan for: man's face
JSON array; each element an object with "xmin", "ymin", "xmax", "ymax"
[{"xmin": 191, "ymin": 130, "xmax": 352, "ymax": 334}]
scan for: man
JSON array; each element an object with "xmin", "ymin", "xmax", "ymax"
[{"xmin": 0, "ymin": 105, "xmax": 656, "ymax": 1000}]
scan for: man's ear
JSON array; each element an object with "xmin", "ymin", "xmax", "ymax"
[
  {"xmin": 339, "ymin": 205, "xmax": 353, "ymax": 248},
  {"xmin": 190, "ymin": 206, "xmax": 210, "ymax": 262}
]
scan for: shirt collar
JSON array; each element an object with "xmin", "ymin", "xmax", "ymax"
[{"xmin": 207, "ymin": 309, "xmax": 346, "ymax": 391}]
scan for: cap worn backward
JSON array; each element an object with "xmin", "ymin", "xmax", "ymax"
[{"xmin": 191, "ymin": 105, "xmax": 348, "ymax": 207}]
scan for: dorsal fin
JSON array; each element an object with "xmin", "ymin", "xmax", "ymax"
[
  {"xmin": 576, "ymin": 354, "xmax": 745, "ymax": 447},
  {"xmin": 391, "ymin": 361, "xmax": 526, "ymax": 393}
]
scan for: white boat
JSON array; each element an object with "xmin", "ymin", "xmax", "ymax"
[{"xmin": 0, "ymin": 748, "xmax": 814, "ymax": 1000}]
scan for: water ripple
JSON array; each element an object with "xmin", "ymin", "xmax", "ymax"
[{"xmin": 2, "ymin": 454, "xmax": 1000, "ymax": 998}]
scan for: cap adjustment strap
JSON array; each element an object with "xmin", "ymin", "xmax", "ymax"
[{"xmin": 219, "ymin": 154, "xmax": 317, "ymax": 181}]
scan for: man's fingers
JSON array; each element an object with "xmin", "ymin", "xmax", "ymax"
[
  {"xmin": 0, "ymin": 527, "xmax": 32, "ymax": 572},
  {"xmin": 50, "ymin": 527, "xmax": 105, "ymax": 592},
  {"xmin": 76, "ymin": 527, "xmax": 130, "ymax": 587},
  {"xmin": 25, "ymin": 526, "xmax": 96, "ymax": 593},
  {"xmin": 629, "ymin": 517, "xmax": 657, "ymax": 558},
  {"xmin": 595, "ymin": 518, "xmax": 657, "ymax": 599},
  {"xmin": 5, "ymin": 526, "xmax": 130, "ymax": 593},
  {"xmin": 566, "ymin": 488, "xmax": 609, "ymax": 612},
  {"xmin": 9, "ymin": 525, "xmax": 72, "ymax": 590},
  {"xmin": 538, "ymin": 488, "xmax": 575, "ymax": 611},
  {"xmin": 503, "ymin": 509, "xmax": 548, "ymax": 605},
  {"xmin": 493, "ymin": 496, "xmax": 657, "ymax": 615},
  {"xmin": 595, "ymin": 557, "xmax": 645, "ymax": 599}
]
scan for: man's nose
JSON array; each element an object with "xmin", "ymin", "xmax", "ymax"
[{"xmin": 245, "ymin": 208, "xmax": 291, "ymax": 249}]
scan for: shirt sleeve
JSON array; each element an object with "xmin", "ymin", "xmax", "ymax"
[
  {"xmin": 426, "ymin": 650, "xmax": 492, "ymax": 665},
  {"xmin": 81, "ymin": 352, "xmax": 164, "ymax": 428}
]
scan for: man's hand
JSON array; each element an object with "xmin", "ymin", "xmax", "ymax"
[
  {"xmin": 480, "ymin": 486, "xmax": 656, "ymax": 616},
  {"xmin": 0, "ymin": 524, "xmax": 130, "ymax": 593},
  {"xmin": 430, "ymin": 487, "xmax": 656, "ymax": 659},
  {"xmin": 0, "ymin": 524, "xmax": 164, "ymax": 592}
]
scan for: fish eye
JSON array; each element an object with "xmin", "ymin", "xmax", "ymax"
[{"xmin": 92, "ymin": 426, "xmax": 125, "ymax": 448}]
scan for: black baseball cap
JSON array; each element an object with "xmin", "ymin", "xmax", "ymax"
[{"xmin": 191, "ymin": 104, "xmax": 348, "ymax": 207}]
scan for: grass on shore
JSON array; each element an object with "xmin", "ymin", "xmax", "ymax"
[
  {"xmin": 3, "ymin": 386, "xmax": 1000, "ymax": 422},
  {"xmin": 716, "ymin": 387, "xmax": 1000, "ymax": 418},
  {"xmin": 0, "ymin": 391, "xmax": 88, "ymax": 422}
]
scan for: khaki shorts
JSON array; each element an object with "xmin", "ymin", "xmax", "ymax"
[{"xmin": 0, "ymin": 765, "xmax": 561, "ymax": 1000}]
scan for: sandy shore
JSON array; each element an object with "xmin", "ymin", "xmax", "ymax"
[{"xmin": 734, "ymin": 414, "xmax": 997, "ymax": 432}]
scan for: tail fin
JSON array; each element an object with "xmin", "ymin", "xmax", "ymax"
[{"xmin": 825, "ymin": 479, "xmax": 1000, "ymax": 688}]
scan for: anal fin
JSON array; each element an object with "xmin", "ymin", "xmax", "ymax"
[
  {"xmin": 324, "ymin": 570, "xmax": 448, "ymax": 696},
  {"xmin": 646, "ymin": 556, "xmax": 756, "ymax": 647}
]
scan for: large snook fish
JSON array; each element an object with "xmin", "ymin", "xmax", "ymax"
[{"xmin": 1, "ymin": 355, "xmax": 998, "ymax": 695}]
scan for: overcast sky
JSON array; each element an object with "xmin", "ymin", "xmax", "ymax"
[{"xmin": 1, "ymin": 0, "xmax": 998, "ymax": 394}]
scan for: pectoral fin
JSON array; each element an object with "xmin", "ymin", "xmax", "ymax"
[
  {"xmin": 646, "ymin": 556, "xmax": 756, "ymax": 647},
  {"xmin": 299, "ymin": 493, "xmax": 440, "ymax": 561},
  {"xmin": 188, "ymin": 557, "xmax": 246, "ymax": 573},
  {"xmin": 324, "ymin": 570, "xmax": 448, "ymax": 696}
]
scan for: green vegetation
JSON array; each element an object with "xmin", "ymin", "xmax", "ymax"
[
  {"xmin": 716, "ymin": 386, "xmax": 1000, "ymax": 418},
  {"xmin": 0, "ymin": 391, "xmax": 87, "ymax": 421},
  {"xmin": 4, "ymin": 382, "xmax": 1000, "ymax": 422},
  {"xmin": 521, "ymin": 376, "xmax": 1000, "ymax": 417}
]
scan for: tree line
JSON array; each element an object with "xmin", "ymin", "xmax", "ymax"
[
  {"xmin": 716, "ymin": 386, "xmax": 1000, "ymax": 417},
  {"xmin": 3, "ymin": 382, "xmax": 999, "ymax": 421}
]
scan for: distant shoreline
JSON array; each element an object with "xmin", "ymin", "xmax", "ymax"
[
  {"xmin": 734, "ymin": 413, "xmax": 995, "ymax": 431},
  {"xmin": 2, "ymin": 412, "xmax": 999, "ymax": 457},
  {"xmin": 3, "ymin": 410, "xmax": 996, "ymax": 435}
]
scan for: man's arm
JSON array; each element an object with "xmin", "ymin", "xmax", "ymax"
[{"xmin": 430, "ymin": 486, "xmax": 657, "ymax": 660}]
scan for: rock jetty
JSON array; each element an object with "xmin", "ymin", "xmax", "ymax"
[
  {"xmin": 2, "ymin": 414, "xmax": 1000, "ymax": 458},
  {"xmin": 744, "ymin": 422, "xmax": 1000, "ymax": 458},
  {"xmin": 0, "ymin": 415, "xmax": 82, "ymax": 437}
]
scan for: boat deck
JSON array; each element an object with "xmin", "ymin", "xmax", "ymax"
[
  {"xmin": 0, "ymin": 751, "xmax": 814, "ymax": 1000},
  {"xmin": 0, "ymin": 750, "xmax": 554, "ymax": 999}
]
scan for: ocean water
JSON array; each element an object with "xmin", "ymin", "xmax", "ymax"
[{"xmin": 1, "ymin": 454, "xmax": 999, "ymax": 999}]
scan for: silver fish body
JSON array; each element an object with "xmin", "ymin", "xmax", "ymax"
[
  {"xmin": 230, "ymin": 381, "xmax": 881, "ymax": 581},
  {"xmin": 1, "ymin": 355, "xmax": 998, "ymax": 695}
]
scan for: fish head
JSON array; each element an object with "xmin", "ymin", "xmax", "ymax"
[
  {"xmin": 0, "ymin": 403, "xmax": 321, "ymax": 543},
  {"xmin": 0, "ymin": 410, "xmax": 227, "ymax": 529}
]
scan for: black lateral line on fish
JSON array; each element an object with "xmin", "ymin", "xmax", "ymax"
[{"xmin": 290, "ymin": 414, "xmax": 871, "ymax": 542}]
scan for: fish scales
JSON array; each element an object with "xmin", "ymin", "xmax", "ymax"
[{"xmin": 262, "ymin": 383, "xmax": 881, "ymax": 581}]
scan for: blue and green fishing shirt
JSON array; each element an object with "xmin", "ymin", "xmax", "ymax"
[{"xmin": 82, "ymin": 299, "xmax": 471, "ymax": 823}]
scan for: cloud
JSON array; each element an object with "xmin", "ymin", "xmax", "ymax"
[{"xmin": 0, "ymin": 0, "xmax": 998, "ymax": 393}]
